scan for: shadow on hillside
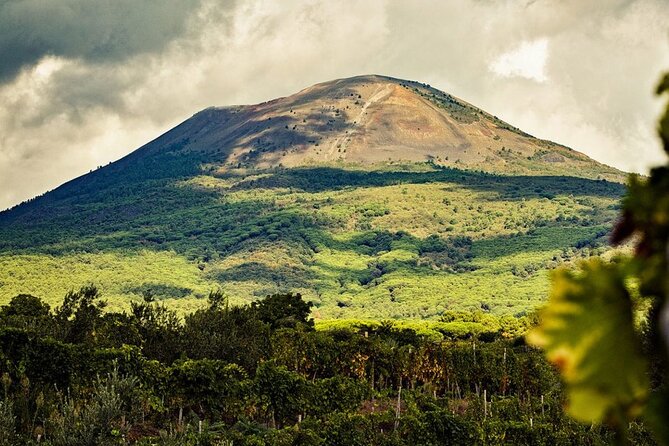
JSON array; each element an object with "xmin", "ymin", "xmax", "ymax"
[
  {"xmin": 211, "ymin": 262, "xmax": 316, "ymax": 289},
  {"xmin": 208, "ymin": 228, "xmax": 478, "ymax": 292},
  {"xmin": 205, "ymin": 221, "xmax": 608, "ymax": 295},
  {"xmin": 122, "ymin": 283, "xmax": 193, "ymax": 300},
  {"xmin": 227, "ymin": 166, "xmax": 626, "ymax": 201},
  {"xmin": 471, "ymin": 225, "xmax": 609, "ymax": 260}
]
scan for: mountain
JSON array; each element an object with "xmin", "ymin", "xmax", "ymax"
[{"xmin": 0, "ymin": 75, "xmax": 626, "ymax": 319}]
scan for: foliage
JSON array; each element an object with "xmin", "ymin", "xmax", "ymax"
[
  {"xmin": 529, "ymin": 70, "xmax": 669, "ymax": 444},
  {"xmin": 55, "ymin": 284, "xmax": 107, "ymax": 344},
  {"xmin": 0, "ymin": 400, "xmax": 16, "ymax": 446},
  {"xmin": 527, "ymin": 260, "xmax": 648, "ymax": 424},
  {"xmin": 47, "ymin": 368, "xmax": 135, "ymax": 446},
  {"xmin": 0, "ymin": 287, "xmax": 630, "ymax": 444},
  {"xmin": 181, "ymin": 304, "xmax": 271, "ymax": 372},
  {"xmin": 251, "ymin": 292, "xmax": 314, "ymax": 330}
]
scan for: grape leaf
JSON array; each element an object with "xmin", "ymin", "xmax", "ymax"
[{"xmin": 527, "ymin": 259, "xmax": 649, "ymax": 424}]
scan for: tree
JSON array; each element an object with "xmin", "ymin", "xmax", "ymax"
[
  {"xmin": 251, "ymin": 293, "xmax": 314, "ymax": 330},
  {"xmin": 254, "ymin": 360, "xmax": 307, "ymax": 428},
  {"xmin": 54, "ymin": 285, "xmax": 106, "ymax": 344},
  {"xmin": 182, "ymin": 305, "xmax": 270, "ymax": 372},
  {"xmin": 0, "ymin": 295, "xmax": 50, "ymax": 319},
  {"xmin": 0, "ymin": 295, "xmax": 53, "ymax": 336},
  {"xmin": 206, "ymin": 288, "xmax": 227, "ymax": 311},
  {"xmin": 129, "ymin": 293, "xmax": 181, "ymax": 363}
]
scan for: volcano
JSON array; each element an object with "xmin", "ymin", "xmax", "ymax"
[{"xmin": 0, "ymin": 75, "xmax": 626, "ymax": 318}]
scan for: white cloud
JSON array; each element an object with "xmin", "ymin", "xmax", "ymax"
[{"xmin": 490, "ymin": 38, "xmax": 549, "ymax": 82}]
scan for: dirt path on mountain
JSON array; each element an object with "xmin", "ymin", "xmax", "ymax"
[{"xmin": 327, "ymin": 83, "xmax": 394, "ymax": 157}]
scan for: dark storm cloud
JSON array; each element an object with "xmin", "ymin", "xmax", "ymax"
[{"xmin": 0, "ymin": 0, "xmax": 204, "ymax": 82}]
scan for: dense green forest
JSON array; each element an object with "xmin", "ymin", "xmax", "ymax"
[
  {"xmin": 0, "ymin": 287, "xmax": 649, "ymax": 445},
  {"xmin": 0, "ymin": 162, "xmax": 624, "ymax": 319}
]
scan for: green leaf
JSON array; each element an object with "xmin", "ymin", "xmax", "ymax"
[{"xmin": 527, "ymin": 259, "xmax": 649, "ymax": 424}]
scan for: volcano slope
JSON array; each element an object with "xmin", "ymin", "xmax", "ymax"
[{"xmin": 0, "ymin": 75, "xmax": 626, "ymax": 319}]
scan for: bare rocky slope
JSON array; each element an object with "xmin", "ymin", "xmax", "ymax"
[{"xmin": 131, "ymin": 74, "xmax": 623, "ymax": 181}]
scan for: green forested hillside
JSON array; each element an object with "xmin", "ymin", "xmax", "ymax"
[{"xmin": 0, "ymin": 160, "xmax": 624, "ymax": 318}]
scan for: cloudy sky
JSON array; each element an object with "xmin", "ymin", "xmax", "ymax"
[{"xmin": 1, "ymin": 0, "xmax": 668, "ymax": 210}]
